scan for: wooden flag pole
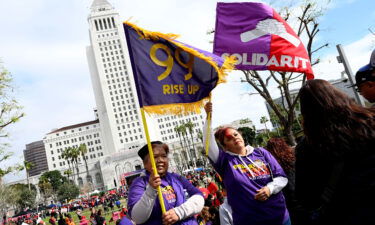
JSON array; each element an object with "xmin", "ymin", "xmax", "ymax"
[
  {"xmin": 205, "ymin": 112, "xmax": 211, "ymax": 156},
  {"xmin": 205, "ymin": 99, "xmax": 212, "ymax": 156},
  {"xmin": 140, "ymin": 108, "xmax": 167, "ymax": 214}
]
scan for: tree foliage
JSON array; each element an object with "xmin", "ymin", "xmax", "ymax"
[
  {"xmin": 0, "ymin": 183, "xmax": 19, "ymax": 218},
  {"xmin": 0, "ymin": 62, "xmax": 24, "ymax": 180},
  {"xmin": 237, "ymin": 127, "xmax": 256, "ymax": 146},
  {"xmin": 8, "ymin": 183, "xmax": 36, "ymax": 210},
  {"xmin": 57, "ymin": 182, "xmax": 79, "ymax": 203},
  {"xmin": 39, "ymin": 170, "xmax": 67, "ymax": 192}
]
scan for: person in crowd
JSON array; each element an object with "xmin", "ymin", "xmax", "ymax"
[
  {"xmin": 208, "ymin": 207, "xmax": 219, "ymax": 225},
  {"xmin": 353, "ymin": 49, "xmax": 375, "ymax": 105},
  {"xmin": 49, "ymin": 213, "xmax": 57, "ymax": 225},
  {"xmin": 94, "ymin": 210, "xmax": 105, "ymax": 225},
  {"xmin": 115, "ymin": 199, "xmax": 121, "ymax": 209},
  {"xmin": 65, "ymin": 214, "xmax": 75, "ymax": 225},
  {"xmin": 205, "ymin": 178, "xmax": 218, "ymax": 196},
  {"xmin": 79, "ymin": 216, "xmax": 88, "ymax": 225},
  {"xmin": 119, "ymin": 207, "xmax": 128, "ymax": 219},
  {"xmin": 295, "ymin": 79, "xmax": 375, "ymax": 225},
  {"xmin": 265, "ymin": 138, "xmax": 296, "ymax": 208},
  {"xmin": 219, "ymin": 188, "xmax": 233, "ymax": 225},
  {"xmin": 89, "ymin": 208, "xmax": 97, "ymax": 225},
  {"xmin": 2, "ymin": 215, "xmax": 7, "ymax": 225},
  {"xmin": 197, "ymin": 207, "xmax": 211, "ymax": 225},
  {"xmin": 57, "ymin": 214, "xmax": 66, "ymax": 225},
  {"xmin": 127, "ymin": 141, "xmax": 204, "ymax": 225},
  {"xmin": 204, "ymin": 102, "xmax": 290, "ymax": 225}
]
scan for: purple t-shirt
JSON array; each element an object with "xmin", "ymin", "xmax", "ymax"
[
  {"xmin": 212, "ymin": 147, "xmax": 289, "ymax": 225},
  {"xmin": 118, "ymin": 217, "xmax": 133, "ymax": 225},
  {"xmin": 127, "ymin": 172, "xmax": 202, "ymax": 225}
]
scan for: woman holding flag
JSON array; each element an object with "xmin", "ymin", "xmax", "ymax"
[
  {"xmin": 127, "ymin": 141, "xmax": 204, "ymax": 225},
  {"xmin": 203, "ymin": 102, "xmax": 290, "ymax": 225}
]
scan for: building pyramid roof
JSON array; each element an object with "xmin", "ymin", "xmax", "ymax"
[{"xmin": 91, "ymin": 0, "xmax": 112, "ymax": 9}]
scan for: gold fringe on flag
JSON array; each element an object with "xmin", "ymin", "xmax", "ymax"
[{"xmin": 124, "ymin": 21, "xmax": 236, "ymax": 115}]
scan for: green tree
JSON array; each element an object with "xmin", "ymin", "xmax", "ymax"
[
  {"xmin": 57, "ymin": 182, "xmax": 79, "ymax": 203},
  {"xmin": 260, "ymin": 116, "xmax": 270, "ymax": 138},
  {"xmin": 38, "ymin": 170, "xmax": 67, "ymax": 193},
  {"xmin": 61, "ymin": 147, "xmax": 74, "ymax": 181},
  {"xmin": 38, "ymin": 181, "xmax": 53, "ymax": 203},
  {"xmin": 185, "ymin": 121, "xmax": 198, "ymax": 163},
  {"xmin": 0, "ymin": 183, "xmax": 19, "ymax": 218},
  {"xmin": 0, "ymin": 62, "xmax": 24, "ymax": 181},
  {"xmin": 237, "ymin": 127, "xmax": 256, "ymax": 146},
  {"xmin": 78, "ymin": 144, "xmax": 89, "ymax": 183},
  {"xmin": 24, "ymin": 160, "xmax": 34, "ymax": 190},
  {"xmin": 63, "ymin": 169, "xmax": 73, "ymax": 182},
  {"xmin": 9, "ymin": 183, "xmax": 36, "ymax": 211},
  {"xmin": 174, "ymin": 125, "xmax": 189, "ymax": 169},
  {"xmin": 69, "ymin": 147, "xmax": 81, "ymax": 184}
]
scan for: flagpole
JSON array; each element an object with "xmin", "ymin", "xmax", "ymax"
[
  {"xmin": 140, "ymin": 108, "xmax": 167, "ymax": 214},
  {"xmin": 205, "ymin": 98, "xmax": 212, "ymax": 156}
]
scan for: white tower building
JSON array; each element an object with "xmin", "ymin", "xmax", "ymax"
[
  {"xmin": 85, "ymin": 0, "xmax": 206, "ymax": 177},
  {"xmin": 86, "ymin": 0, "xmax": 145, "ymax": 155}
]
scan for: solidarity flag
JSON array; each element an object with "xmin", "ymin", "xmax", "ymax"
[
  {"xmin": 124, "ymin": 22, "xmax": 235, "ymax": 115},
  {"xmin": 213, "ymin": 2, "xmax": 314, "ymax": 79}
]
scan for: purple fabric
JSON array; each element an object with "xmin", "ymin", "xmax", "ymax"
[
  {"xmin": 118, "ymin": 217, "xmax": 133, "ymax": 225},
  {"xmin": 124, "ymin": 24, "xmax": 222, "ymax": 108},
  {"xmin": 213, "ymin": 2, "xmax": 273, "ymax": 70},
  {"xmin": 211, "ymin": 147, "xmax": 289, "ymax": 225},
  {"xmin": 127, "ymin": 172, "xmax": 202, "ymax": 225}
]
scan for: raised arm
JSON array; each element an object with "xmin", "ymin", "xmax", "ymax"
[{"xmin": 203, "ymin": 102, "xmax": 220, "ymax": 163}]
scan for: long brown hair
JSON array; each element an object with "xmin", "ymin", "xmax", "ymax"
[
  {"xmin": 299, "ymin": 79, "xmax": 375, "ymax": 157},
  {"xmin": 266, "ymin": 138, "xmax": 295, "ymax": 173}
]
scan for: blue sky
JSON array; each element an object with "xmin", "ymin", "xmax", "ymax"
[{"xmin": 0, "ymin": 0, "xmax": 374, "ymax": 183}]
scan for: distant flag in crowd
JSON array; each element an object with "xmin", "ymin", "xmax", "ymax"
[
  {"xmin": 123, "ymin": 22, "xmax": 235, "ymax": 115},
  {"xmin": 213, "ymin": 2, "xmax": 314, "ymax": 79}
]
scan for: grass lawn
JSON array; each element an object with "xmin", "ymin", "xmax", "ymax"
[{"xmin": 43, "ymin": 199, "xmax": 127, "ymax": 225}]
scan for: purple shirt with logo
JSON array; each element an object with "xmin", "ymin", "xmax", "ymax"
[
  {"xmin": 212, "ymin": 147, "xmax": 289, "ymax": 225},
  {"xmin": 128, "ymin": 172, "xmax": 202, "ymax": 225}
]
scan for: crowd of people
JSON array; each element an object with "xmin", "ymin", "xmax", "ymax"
[{"xmin": 3, "ymin": 51, "xmax": 374, "ymax": 225}]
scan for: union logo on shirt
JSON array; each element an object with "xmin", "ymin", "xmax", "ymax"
[
  {"xmin": 162, "ymin": 185, "xmax": 177, "ymax": 203},
  {"xmin": 233, "ymin": 160, "xmax": 271, "ymax": 179}
]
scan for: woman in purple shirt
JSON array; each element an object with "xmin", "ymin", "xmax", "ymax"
[
  {"xmin": 127, "ymin": 141, "xmax": 204, "ymax": 225},
  {"xmin": 203, "ymin": 103, "xmax": 290, "ymax": 225}
]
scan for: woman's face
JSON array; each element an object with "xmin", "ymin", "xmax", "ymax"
[
  {"xmin": 223, "ymin": 128, "xmax": 245, "ymax": 151},
  {"xmin": 143, "ymin": 146, "xmax": 169, "ymax": 176}
]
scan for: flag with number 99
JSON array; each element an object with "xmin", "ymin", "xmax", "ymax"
[{"xmin": 123, "ymin": 22, "xmax": 235, "ymax": 115}]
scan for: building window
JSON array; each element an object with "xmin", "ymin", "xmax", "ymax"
[{"xmin": 99, "ymin": 19, "xmax": 103, "ymax": 30}]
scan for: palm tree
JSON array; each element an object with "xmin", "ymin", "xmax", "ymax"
[
  {"xmin": 78, "ymin": 144, "xmax": 89, "ymax": 182},
  {"xmin": 185, "ymin": 121, "xmax": 198, "ymax": 164},
  {"xmin": 63, "ymin": 169, "xmax": 73, "ymax": 182},
  {"xmin": 260, "ymin": 116, "xmax": 270, "ymax": 138},
  {"xmin": 69, "ymin": 147, "xmax": 81, "ymax": 185},
  {"xmin": 24, "ymin": 161, "xmax": 34, "ymax": 190},
  {"xmin": 179, "ymin": 123, "xmax": 196, "ymax": 168},
  {"xmin": 61, "ymin": 148, "xmax": 74, "ymax": 181},
  {"xmin": 174, "ymin": 126, "xmax": 189, "ymax": 169}
]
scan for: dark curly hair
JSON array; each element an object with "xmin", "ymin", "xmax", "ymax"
[
  {"xmin": 299, "ymin": 79, "xmax": 375, "ymax": 157},
  {"xmin": 266, "ymin": 138, "xmax": 295, "ymax": 173}
]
